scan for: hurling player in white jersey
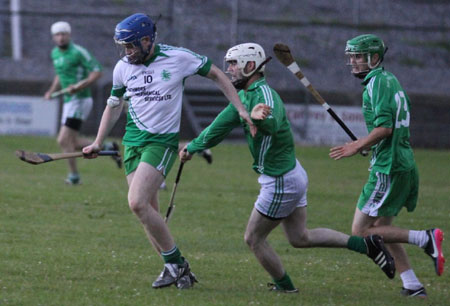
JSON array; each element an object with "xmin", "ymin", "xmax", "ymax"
[{"xmin": 83, "ymin": 13, "xmax": 255, "ymax": 289}]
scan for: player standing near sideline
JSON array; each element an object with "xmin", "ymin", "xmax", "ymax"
[
  {"xmin": 83, "ymin": 13, "xmax": 256, "ymax": 289},
  {"xmin": 180, "ymin": 42, "xmax": 396, "ymax": 293},
  {"xmin": 44, "ymin": 21, "xmax": 121, "ymax": 185},
  {"xmin": 330, "ymin": 34, "xmax": 445, "ymax": 298}
]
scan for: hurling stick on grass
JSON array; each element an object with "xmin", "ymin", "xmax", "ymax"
[
  {"xmin": 273, "ymin": 43, "xmax": 368, "ymax": 156},
  {"xmin": 15, "ymin": 150, "xmax": 120, "ymax": 165}
]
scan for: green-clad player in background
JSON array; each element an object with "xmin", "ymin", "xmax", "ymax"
[
  {"xmin": 330, "ymin": 34, "xmax": 445, "ymax": 298},
  {"xmin": 180, "ymin": 43, "xmax": 396, "ymax": 293},
  {"xmin": 44, "ymin": 21, "xmax": 121, "ymax": 185}
]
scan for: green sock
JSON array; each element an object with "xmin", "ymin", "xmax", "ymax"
[
  {"xmin": 273, "ymin": 272, "xmax": 296, "ymax": 290},
  {"xmin": 161, "ymin": 246, "xmax": 183, "ymax": 264},
  {"xmin": 347, "ymin": 236, "xmax": 367, "ymax": 254}
]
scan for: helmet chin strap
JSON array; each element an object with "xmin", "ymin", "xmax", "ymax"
[
  {"xmin": 351, "ymin": 54, "xmax": 373, "ymax": 79},
  {"xmin": 232, "ymin": 77, "xmax": 249, "ymax": 90},
  {"xmin": 58, "ymin": 43, "xmax": 69, "ymax": 50},
  {"xmin": 352, "ymin": 52, "xmax": 385, "ymax": 79},
  {"xmin": 232, "ymin": 56, "xmax": 272, "ymax": 90},
  {"xmin": 138, "ymin": 43, "xmax": 153, "ymax": 64},
  {"xmin": 352, "ymin": 71, "xmax": 369, "ymax": 79},
  {"xmin": 127, "ymin": 41, "xmax": 153, "ymax": 65},
  {"xmin": 139, "ymin": 44, "xmax": 151, "ymax": 63}
]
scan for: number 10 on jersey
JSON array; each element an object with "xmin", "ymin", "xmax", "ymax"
[{"xmin": 144, "ymin": 75, "xmax": 153, "ymax": 84}]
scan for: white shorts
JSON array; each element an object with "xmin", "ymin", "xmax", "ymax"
[
  {"xmin": 61, "ymin": 97, "xmax": 93, "ymax": 125},
  {"xmin": 255, "ymin": 159, "xmax": 308, "ymax": 219}
]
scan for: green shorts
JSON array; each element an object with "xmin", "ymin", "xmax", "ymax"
[
  {"xmin": 357, "ymin": 166, "xmax": 419, "ymax": 217},
  {"xmin": 124, "ymin": 143, "xmax": 177, "ymax": 177}
]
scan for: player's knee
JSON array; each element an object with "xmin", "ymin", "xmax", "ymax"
[
  {"xmin": 244, "ymin": 231, "xmax": 253, "ymax": 247},
  {"xmin": 57, "ymin": 135, "xmax": 72, "ymax": 149},
  {"xmin": 244, "ymin": 231, "xmax": 260, "ymax": 250},
  {"xmin": 288, "ymin": 231, "xmax": 309, "ymax": 248},
  {"xmin": 351, "ymin": 225, "xmax": 368, "ymax": 237},
  {"xmin": 128, "ymin": 197, "xmax": 145, "ymax": 216},
  {"xmin": 57, "ymin": 135, "xmax": 65, "ymax": 147}
]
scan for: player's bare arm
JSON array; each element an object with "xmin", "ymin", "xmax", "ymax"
[
  {"xmin": 68, "ymin": 70, "xmax": 102, "ymax": 94},
  {"xmin": 83, "ymin": 97, "xmax": 124, "ymax": 158},
  {"xmin": 251, "ymin": 103, "xmax": 271, "ymax": 120},
  {"xmin": 206, "ymin": 64, "xmax": 257, "ymax": 137},
  {"xmin": 44, "ymin": 75, "xmax": 61, "ymax": 99},
  {"xmin": 330, "ymin": 126, "xmax": 392, "ymax": 160}
]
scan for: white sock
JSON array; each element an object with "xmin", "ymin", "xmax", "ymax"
[
  {"xmin": 400, "ymin": 269, "xmax": 423, "ymax": 290},
  {"xmin": 408, "ymin": 230, "xmax": 429, "ymax": 248}
]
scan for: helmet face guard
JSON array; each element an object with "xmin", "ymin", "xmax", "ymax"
[
  {"xmin": 345, "ymin": 34, "xmax": 386, "ymax": 78},
  {"xmin": 114, "ymin": 13, "xmax": 157, "ymax": 64},
  {"xmin": 114, "ymin": 38, "xmax": 147, "ymax": 65}
]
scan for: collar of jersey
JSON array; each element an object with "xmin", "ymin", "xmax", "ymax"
[
  {"xmin": 246, "ymin": 77, "xmax": 267, "ymax": 92},
  {"xmin": 142, "ymin": 44, "xmax": 169, "ymax": 66},
  {"xmin": 362, "ymin": 67, "xmax": 384, "ymax": 85}
]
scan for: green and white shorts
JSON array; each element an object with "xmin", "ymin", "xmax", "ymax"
[
  {"xmin": 123, "ymin": 143, "xmax": 177, "ymax": 177},
  {"xmin": 357, "ymin": 166, "xmax": 419, "ymax": 217},
  {"xmin": 255, "ymin": 160, "xmax": 308, "ymax": 219},
  {"xmin": 61, "ymin": 97, "xmax": 93, "ymax": 125}
]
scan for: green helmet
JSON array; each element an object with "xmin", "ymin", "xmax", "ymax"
[{"xmin": 345, "ymin": 34, "xmax": 386, "ymax": 67}]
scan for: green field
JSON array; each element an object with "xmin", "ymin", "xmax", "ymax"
[{"xmin": 1, "ymin": 136, "xmax": 449, "ymax": 305}]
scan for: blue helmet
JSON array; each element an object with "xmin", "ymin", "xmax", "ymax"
[{"xmin": 114, "ymin": 13, "xmax": 156, "ymax": 63}]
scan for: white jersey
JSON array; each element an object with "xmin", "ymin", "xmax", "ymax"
[{"xmin": 111, "ymin": 44, "xmax": 211, "ymax": 147}]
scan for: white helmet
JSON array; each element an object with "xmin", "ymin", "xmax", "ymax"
[
  {"xmin": 51, "ymin": 21, "xmax": 71, "ymax": 35},
  {"xmin": 224, "ymin": 43, "xmax": 266, "ymax": 77}
]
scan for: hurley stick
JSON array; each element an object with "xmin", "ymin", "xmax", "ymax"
[{"xmin": 273, "ymin": 43, "xmax": 368, "ymax": 155}]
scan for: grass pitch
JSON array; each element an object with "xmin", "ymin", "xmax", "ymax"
[{"xmin": 1, "ymin": 135, "xmax": 449, "ymax": 305}]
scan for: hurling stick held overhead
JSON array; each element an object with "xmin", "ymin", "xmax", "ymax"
[
  {"xmin": 15, "ymin": 150, "xmax": 120, "ymax": 165},
  {"xmin": 273, "ymin": 43, "xmax": 362, "ymax": 144}
]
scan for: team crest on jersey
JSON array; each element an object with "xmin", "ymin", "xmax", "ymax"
[
  {"xmin": 161, "ymin": 70, "xmax": 171, "ymax": 81},
  {"xmin": 127, "ymin": 75, "xmax": 137, "ymax": 82}
]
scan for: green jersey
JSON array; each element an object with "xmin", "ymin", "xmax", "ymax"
[
  {"xmin": 51, "ymin": 42, "xmax": 102, "ymax": 102},
  {"xmin": 188, "ymin": 78, "xmax": 296, "ymax": 176},
  {"xmin": 362, "ymin": 67, "xmax": 415, "ymax": 174}
]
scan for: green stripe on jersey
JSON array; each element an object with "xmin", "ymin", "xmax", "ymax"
[
  {"xmin": 188, "ymin": 77, "xmax": 296, "ymax": 177},
  {"xmin": 268, "ymin": 176, "xmax": 284, "ymax": 217},
  {"xmin": 111, "ymin": 87, "xmax": 126, "ymax": 97},
  {"xmin": 122, "ymin": 117, "xmax": 178, "ymax": 149},
  {"xmin": 159, "ymin": 44, "xmax": 211, "ymax": 76},
  {"xmin": 361, "ymin": 67, "xmax": 415, "ymax": 174}
]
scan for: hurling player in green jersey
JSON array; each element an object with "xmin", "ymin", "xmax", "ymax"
[
  {"xmin": 44, "ymin": 21, "xmax": 119, "ymax": 185},
  {"xmin": 330, "ymin": 34, "xmax": 445, "ymax": 297},
  {"xmin": 180, "ymin": 43, "xmax": 397, "ymax": 293}
]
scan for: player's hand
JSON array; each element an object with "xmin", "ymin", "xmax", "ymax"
[
  {"xmin": 44, "ymin": 91, "xmax": 52, "ymax": 100},
  {"xmin": 82, "ymin": 143, "xmax": 101, "ymax": 159},
  {"xmin": 179, "ymin": 146, "xmax": 193, "ymax": 163},
  {"xmin": 67, "ymin": 84, "xmax": 78, "ymax": 94},
  {"xmin": 329, "ymin": 140, "xmax": 360, "ymax": 160},
  {"xmin": 251, "ymin": 103, "xmax": 271, "ymax": 120},
  {"xmin": 239, "ymin": 110, "xmax": 257, "ymax": 137}
]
